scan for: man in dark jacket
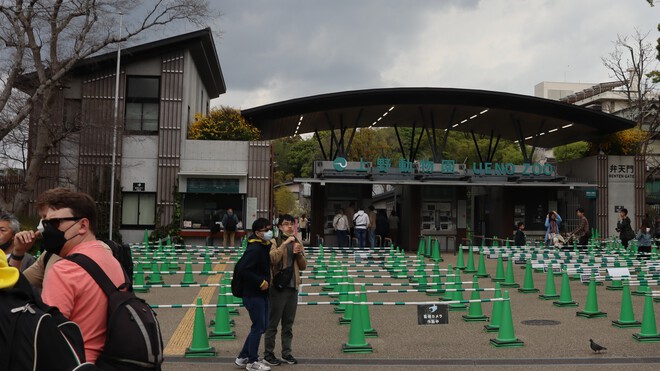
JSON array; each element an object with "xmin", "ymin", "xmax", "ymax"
[
  {"xmin": 514, "ymin": 222, "xmax": 526, "ymax": 247},
  {"xmin": 234, "ymin": 218, "xmax": 274, "ymax": 371}
]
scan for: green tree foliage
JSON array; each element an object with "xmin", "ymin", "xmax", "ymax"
[
  {"xmin": 554, "ymin": 142, "xmax": 590, "ymax": 162},
  {"xmin": 188, "ymin": 106, "xmax": 260, "ymax": 140},
  {"xmin": 274, "ymin": 187, "xmax": 296, "ymax": 215}
]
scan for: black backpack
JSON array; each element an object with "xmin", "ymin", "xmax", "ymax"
[
  {"xmin": 225, "ymin": 215, "xmax": 238, "ymax": 232},
  {"xmin": 231, "ymin": 254, "xmax": 246, "ymax": 298},
  {"xmin": 0, "ymin": 274, "xmax": 93, "ymax": 371},
  {"xmin": 67, "ymin": 254, "xmax": 164, "ymax": 371},
  {"xmin": 101, "ymin": 240, "xmax": 134, "ymax": 287}
]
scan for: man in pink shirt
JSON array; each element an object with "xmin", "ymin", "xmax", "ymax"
[{"xmin": 41, "ymin": 192, "xmax": 125, "ymax": 364}]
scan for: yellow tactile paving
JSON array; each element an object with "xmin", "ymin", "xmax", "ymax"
[{"xmin": 163, "ymin": 263, "xmax": 225, "ymax": 356}]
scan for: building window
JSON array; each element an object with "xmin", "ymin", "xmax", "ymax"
[
  {"xmin": 121, "ymin": 192, "xmax": 156, "ymax": 227},
  {"xmin": 125, "ymin": 76, "xmax": 160, "ymax": 133}
]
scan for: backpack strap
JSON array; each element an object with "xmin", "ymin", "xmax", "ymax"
[{"xmin": 66, "ymin": 254, "xmax": 118, "ymax": 298}]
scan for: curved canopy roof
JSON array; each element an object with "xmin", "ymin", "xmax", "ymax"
[{"xmin": 242, "ymin": 87, "xmax": 634, "ymax": 148}]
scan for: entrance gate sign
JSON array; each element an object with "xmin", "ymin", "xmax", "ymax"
[{"xmin": 329, "ymin": 157, "xmax": 555, "ymax": 176}]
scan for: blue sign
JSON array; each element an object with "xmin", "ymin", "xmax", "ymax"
[{"xmin": 333, "ymin": 157, "xmax": 348, "ymax": 172}]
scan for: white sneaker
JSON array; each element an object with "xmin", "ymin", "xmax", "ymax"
[
  {"xmin": 235, "ymin": 357, "xmax": 249, "ymax": 367},
  {"xmin": 246, "ymin": 361, "xmax": 271, "ymax": 371}
]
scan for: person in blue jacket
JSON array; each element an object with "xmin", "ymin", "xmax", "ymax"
[{"xmin": 544, "ymin": 211, "xmax": 563, "ymax": 247}]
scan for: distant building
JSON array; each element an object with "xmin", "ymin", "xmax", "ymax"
[{"xmin": 17, "ymin": 29, "xmax": 273, "ymax": 242}]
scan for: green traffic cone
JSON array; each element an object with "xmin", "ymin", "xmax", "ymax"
[
  {"xmin": 489, "ymin": 291, "xmax": 524, "ymax": 347},
  {"xmin": 456, "ymin": 245, "xmax": 466, "ymax": 270},
  {"xmin": 632, "ymin": 272, "xmax": 651, "ymax": 296},
  {"xmin": 185, "ymin": 298, "xmax": 216, "ymax": 357},
  {"xmin": 180, "ymin": 261, "xmax": 197, "ymax": 285},
  {"xmin": 143, "ymin": 229, "xmax": 150, "ymax": 248},
  {"xmin": 147, "ymin": 261, "xmax": 164, "ymax": 285},
  {"xmin": 339, "ymin": 279, "xmax": 354, "ymax": 322},
  {"xmin": 612, "ymin": 282, "xmax": 641, "ymax": 328},
  {"xmin": 431, "ymin": 238, "xmax": 443, "ymax": 262},
  {"xmin": 417, "ymin": 237, "xmax": 425, "ymax": 257},
  {"xmin": 576, "ymin": 274, "xmax": 607, "ymax": 318},
  {"xmin": 476, "ymin": 251, "xmax": 490, "ymax": 278},
  {"xmin": 222, "ymin": 273, "xmax": 240, "ymax": 316},
  {"xmin": 208, "ymin": 286, "xmax": 236, "ymax": 340},
  {"xmin": 464, "ymin": 247, "xmax": 476, "ymax": 273},
  {"xmin": 462, "ymin": 276, "xmax": 489, "ymax": 322},
  {"xmin": 538, "ymin": 265, "xmax": 559, "ymax": 300},
  {"xmin": 492, "ymin": 254, "xmax": 505, "ymax": 282},
  {"xmin": 500, "ymin": 257, "xmax": 519, "ymax": 288},
  {"xmin": 427, "ymin": 264, "xmax": 443, "ymax": 297},
  {"xmin": 322, "ymin": 265, "xmax": 336, "ymax": 291},
  {"xmin": 553, "ymin": 271, "xmax": 579, "ymax": 307},
  {"xmin": 133, "ymin": 263, "xmax": 150, "ymax": 293},
  {"xmin": 425, "ymin": 236, "xmax": 432, "ymax": 258},
  {"xmin": 518, "ymin": 261, "xmax": 538, "ymax": 293},
  {"xmin": 341, "ymin": 293, "xmax": 373, "ymax": 353},
  {"xmin": 333, "ymin": 278, "xmax": 347, "ymax": 314},
  {"xmin": 449, "ymin": 268, "xmax": 467, "ymax": 311},
  {"xmin": 442, "ymin": 264, "xmax": 454, "ymax": 301},
  {"xmin": 340, "ymin": 291, "xmax": 357, "ymax": 325},
  {"xmin": 632, "ymin": 294, "xmax": 660, "ymax": 342},
  {"xmin": 359, "ymin": 285, "xmax": 378, "ymax": 337},
  {"xmin": 484, "ymin": 283, "xmax": 503, "ymax": 332},
  {"xmin": 200, "ymin": 255, "xmax": 212, "ymax": 275},
  {"xmin": 606, "ymin": 277, "xmax": 624, "ymax": 291}
]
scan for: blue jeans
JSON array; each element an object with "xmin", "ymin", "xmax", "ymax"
[
  {"xmin": 355, "ymin": 229, "xmax": 367, "ymax": 248},
  {"xmin": 238, "ymin": 295, "xmax": 269, "ymax": 363},
  {"xmin": 336, "ymin": 230, "xmax": 348, "ymax": 247},
  {"xmin": 368, "ymin": 229, "xmax": 376, "ymax": 248}
]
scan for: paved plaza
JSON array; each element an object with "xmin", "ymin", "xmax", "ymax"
[{"xmin": 134, "ymin": 244, "xmax": 660, "ymax": 370}]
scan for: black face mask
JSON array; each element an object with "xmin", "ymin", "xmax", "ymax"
[{"xmin": 42, "ymin": 221, "xmax": 79, "ymax": 255}]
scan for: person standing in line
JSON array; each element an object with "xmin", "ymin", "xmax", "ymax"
[
  {"xmin": 40, "ymin": 191, "xmax": 125, "ymax": 364},
  {"xmin": 375, "ymin": 209, "xmax": 389, "ymax": 247},
  {"xmin": 298, "ymin": 213, "xmax": 308, "ymax": 243},
  {"xmin": 544, "ymin": 210, "xmax": 563, "ymax": 247},
  {"xmin": 333, "ymin": 209, "xmax": 349, "ymax": 247},
  {"xmin": 345, "ymin": 201, "xmax": 356, "ymax": 240},
  {"xmin": 616, "ymin": 208, "xmax": 635, "ymax": 248},
  {"xmin": 263, "ymin": 214, "xmax": 307, "ymax": 366},
  {"xmin": 222, "ymin": 208, "xmax": 239, "ymax": 248},
  {"xmin": 388, "ymin": 210, "xmax": 399, "ymax": 247},
  {"xmin": 367, "ymin": 205, "xmax": 377, "ymax": 248},
  {"xmin": 635, "ymin": 221, "xmax": 653, "ymax": 258},
  {"xmin": 514, "ymin": 222, "xmax": 526, "ymax": 247},
  {"xmin": 353, "ymin": 206, "xmax": 370, "ymax": 249},
  {"xmin": 571, "ymin": 207, "xmax": 590, "ymax": 248},
  {"xmin": 234, "ymin": 218, "xmax": 274, "ymax": 371},
  {"xmin": 1, "ymin": 212, "xmax": 36, "ymax": 272}
]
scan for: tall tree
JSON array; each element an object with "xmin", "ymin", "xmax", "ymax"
[
  {"xmin": 188, "ymin": 106, "xmax": 260, "ymax": 140},
  {"xmin": 0, "ymin": 0, "xmax": 214, "ymax": 214},
  {"xmin": 600, "ymin": 30, "xmax": 659, "ymax": 161}
]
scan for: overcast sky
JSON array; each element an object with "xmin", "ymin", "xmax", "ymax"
[{"xmin": 201, "ymin": 0, "xmax": 660, "ymax": 110}]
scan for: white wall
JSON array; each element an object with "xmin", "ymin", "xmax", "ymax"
[
  {"xmin": 179, "ymin": 140, "xmax": 249, "ymax": 193},
  {"xmin": 121, "ymin": 135, "xmax": 158, "ymax": 191}
]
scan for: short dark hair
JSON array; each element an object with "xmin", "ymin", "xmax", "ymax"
[
  {"xmin": 278, "ymin": 214, "xmax": 295, "ymax": 225},
  {"xmin": 47, "ymin": 191, "xmax": 98, "ymax": 234},
  {"xmin": 517, "ymin": 222, "xmax": 524, "ymax": 228},
  {"xmin": 252, "ymin": 217, "xmax": 270, "ymax": 232},
  {"xmin": 576, "ymin": 207, "xmax": 585, "ymax": 214},
  {"xmin": 620, "ymin": 208, "xmax": 628, "ymax": 215},
  {"xmin": 368, "ymin": 205, "xmax": 375, "ymax": 211}
]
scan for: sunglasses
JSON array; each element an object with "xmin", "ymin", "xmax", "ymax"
[{"xmin": 42, "ymin": 217, "xmax": 82, "ymax": 229}]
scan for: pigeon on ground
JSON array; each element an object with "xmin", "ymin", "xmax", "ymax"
[{"xmin": 589, "ymin": 339, "xmax": 606, "ymax": 353}]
